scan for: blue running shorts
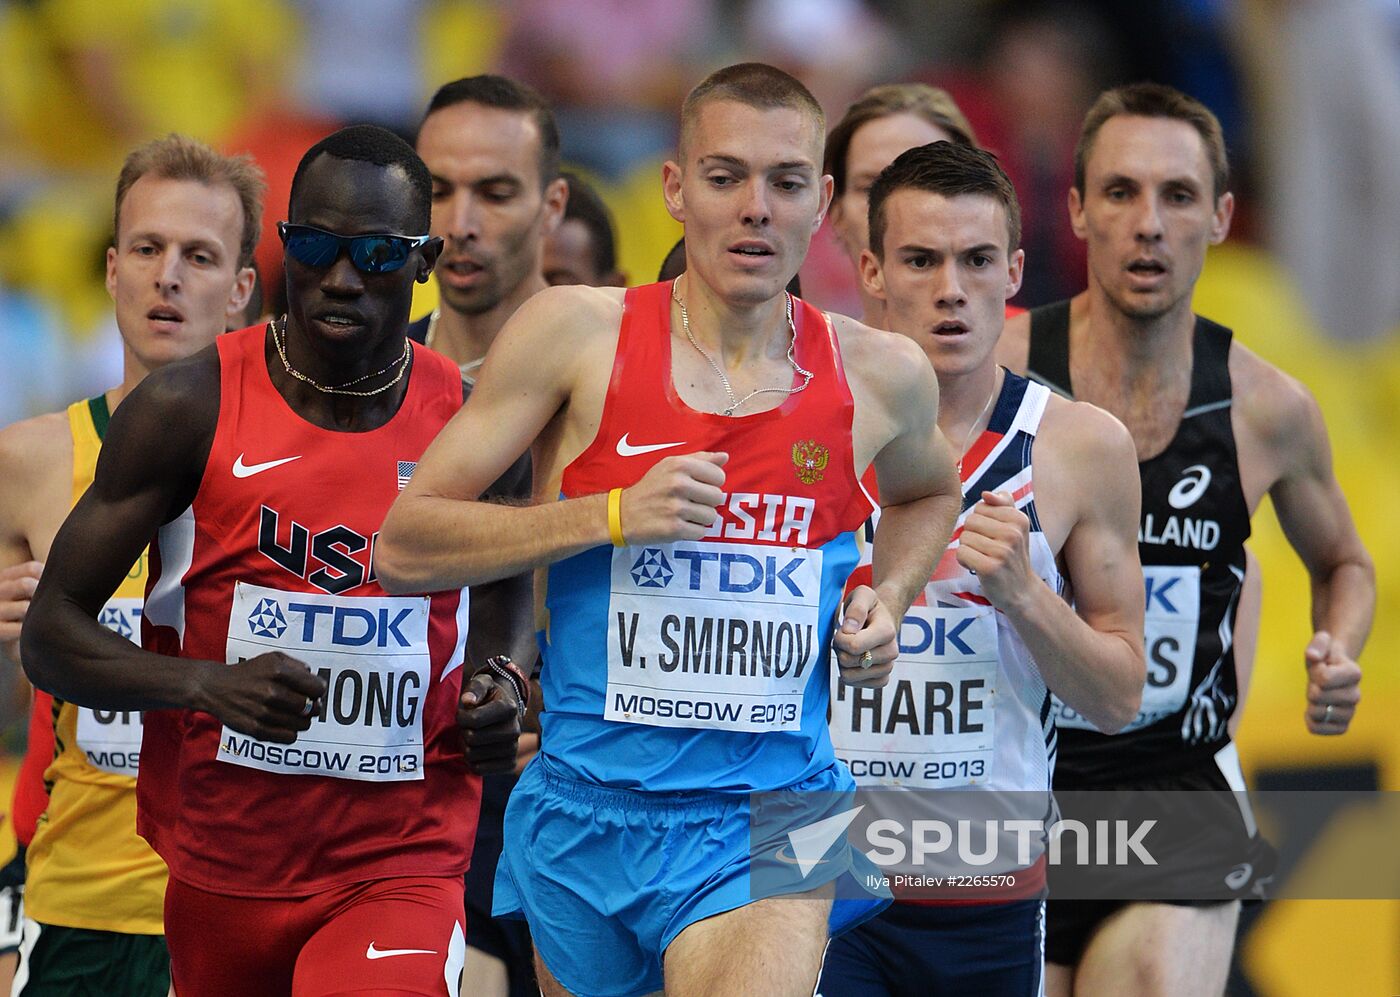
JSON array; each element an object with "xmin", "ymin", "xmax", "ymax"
[{"xmin": 494, "ymin": 754, "xmax": 888, "ymax": 997}]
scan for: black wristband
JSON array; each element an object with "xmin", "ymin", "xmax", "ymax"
[{"xmin": 484, "ymin": 655, "xmax": 529, "ymax": 720}]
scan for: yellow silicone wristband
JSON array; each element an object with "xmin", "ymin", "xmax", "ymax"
[{"xmin": 608, "ymin": 488, "xmax": 627, "ymax": 547}]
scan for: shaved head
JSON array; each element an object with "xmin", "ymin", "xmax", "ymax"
[{"xmin": 679, "ymin": 62, "xmax": 825, "ymax": 161}]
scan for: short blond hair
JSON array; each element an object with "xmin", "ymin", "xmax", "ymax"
[
  {"xmin": 826, "ymin": 83, "xmax": 978, "ymax": 196},
  {"xmin": 680, "ymin": 63, "xmax": 824, "ymax": 155},
  {"xmin": 114, "ymin": 134, "xmax": 266, "ymax": 269}
]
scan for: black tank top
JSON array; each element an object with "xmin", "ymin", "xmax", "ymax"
[{"xmin": 1027, "ymin": 301, "xmax": 1251, "ymax": 786}]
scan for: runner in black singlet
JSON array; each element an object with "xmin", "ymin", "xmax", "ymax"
[{"xmin": 999, "ymin": 83, "xmax": 1374, "ymax": 997}]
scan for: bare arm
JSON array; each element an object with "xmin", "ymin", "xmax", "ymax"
[
  {"xmin": 1228, "ymin": 548, "xmax": 1262, "ymax": 738},
  {"xmin": 21, "ymin": 355, "xmax": 325, "ymax": 743},
  {"xmin": 1260, "ymin": 382, "xmax": 1373, "ymax": 735},
  {"xmin": 834, "ymin": 330, "xmax": 962, "ymax": 687},
  {"xmin": 458, "ymin": 379, "xmax": 540, "ymax": 674},
  {"xmin": 964, "ymin": 402, "xmax": 1145, "ymax": 732},
  {"xmin": 454, "ymin": 440, "xmax": 539, "ymax": 775},
  {"xmin": 0, "ymin": 559, "xmax": 40, "ymax": 663},
  {"xmin": 0, "ymin": 414, "xmax": 66, "ymax": 734},
  {"xmin": 868, "ymin": 353, "xmax": 962, "ymax": 622},
  {"xmin": 379, "ymin": 287, "xmax": 730, "ymax": 591},
  {"xmin": 379, "ymin": 289, "xmax": 610, "ymax": 591},
  {"xmin": 450, "ymin": 425, "xmax": 543, "ymax": 776},
  {"xmin": 0, "ymin": 414, "xmax": 65, "ymax": 661},
  {"xmin": 451, "ymin": 431, "xmax": 538, "ymax": 772}
]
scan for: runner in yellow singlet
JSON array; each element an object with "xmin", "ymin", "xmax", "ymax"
[{"xmin": 0, "ymin": 135, "xmax": 261, "ymax": 995}]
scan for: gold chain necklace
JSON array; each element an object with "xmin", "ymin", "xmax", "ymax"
[
  {"xmin": 271, "ymin": 316, "xmax": 412, "ymax": 397},
  {"xmin": 671, "ymin": 278, "xmax": 812, "ymax": 417}
]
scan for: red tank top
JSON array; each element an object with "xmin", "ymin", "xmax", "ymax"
[
  {"xmin": 139, "ymin": 324, "xmax": 478, "ymax": 897},
  {"xmin": 561, "ymin": 280, "xmax": 872, "ymax": 523},
  {"xmin": 538, "ymin": 281, "xmax": 874, "ymax": 792}
]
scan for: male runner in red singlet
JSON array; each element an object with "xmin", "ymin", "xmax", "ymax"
[
  {"xmin": 0, "ymin": 134, "xmax": 262, "ymax": 995},
  {"xmin": 821, "ymin": 140, "xmax": 1146, "ymax": 996},
  {"xmin": 379, "ymin": 63, "xmax": 963, "ymax": 997},
  {"xmin": 22, "ymin": 125, "xmax": 527, "ymax": 997},
  {"xmin": 998, "ymin": 83, "xmax": 1375, "ymax": 997}
]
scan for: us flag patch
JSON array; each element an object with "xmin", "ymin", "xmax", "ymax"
[{"xmin": 397, "ymin": 461, "xmax": 417, "ymax": 490}]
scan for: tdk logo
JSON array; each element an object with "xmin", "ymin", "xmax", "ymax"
[
  {"xmin": 247, "ymin": 598, "xmax": 287, "ymax": 639},
  {"xmin": 1167, "ymin": 465, "xmax": 1211, "ymax": 510},
  {"xmin": 286, "ymin": 602, "xmax": 415, "ymax": 648},
  {"xmin": 631, "ymin": 548, "xmax": 674, "ymax": 588},
  {"xmin": 899, "ymin": 615, "xmax": 976, "ymax": 656},
  {"xmin": 99, "ymin": 606, "xmax": 141, "ymax": 640},
  {"xmin": 674, "ymin": 549, "xmax": 806, "ymax": 597}
]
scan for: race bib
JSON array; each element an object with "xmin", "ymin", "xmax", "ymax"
[
  {"xmin": 75, "ymin": 597, "xmax": 144, "ymax": 775},
  {"xmin": 604, "ymin": 541, "xmax": 823, "ymax": 732},
  {"xmin": 830, "ymin": 605, "xmax": 998, "ymax": 788},
  {"xmin": 218, "ymin": 582, "xmax": 431, "ymax": 782},
  {"xmin": 1056, "ymin": 564, "xmax": 1200, "ymax": 732}
]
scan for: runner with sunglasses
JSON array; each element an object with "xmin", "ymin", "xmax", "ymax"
[{"xmin": 22, "ymin": 125, "xmax": 528, "ymax": 997}]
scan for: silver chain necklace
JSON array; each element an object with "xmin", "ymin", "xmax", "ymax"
[
  {"xmin": 956, "ymin": 376, "xmax": 1001, "ymax": 475},
  {"xmin": 424, "ymin": 308, "xmax": 486, "ymax": 382},
  {"xmin": 670, "ymin": 278, "xmax": 813, "ymax": 417},
  {"xmin": 271, "ymin": 316, "xmax": 412, "ymax": 397}
]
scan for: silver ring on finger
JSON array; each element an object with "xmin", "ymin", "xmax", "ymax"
[
  {"xmin": 858, "ymin": 650, "xmax": 874, "ymax": 669},
  {"xmin": 301, "ymin": 696, "xmax": 316, "ymax": 718},
  {"xmin": 1324, "ymin": 703, "xmax": 1335, "ymax": 724}
]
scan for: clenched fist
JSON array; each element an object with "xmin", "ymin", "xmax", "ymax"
[
  {"xmin": 616, "ymin": 452, "xmax": 728, "ymax": 544},
  {"xmin": 955, "ymin": 491, "xmax": 1034, "ymax": 611}
]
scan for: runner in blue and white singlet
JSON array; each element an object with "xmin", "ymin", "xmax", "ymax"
[
  {"xmin": 831, "ymin": 371, "xmax": 1061, "ymax": 802},
  {"xmin": 820, "ymin": 139, "xmax": 1147, "ymax": 997}
]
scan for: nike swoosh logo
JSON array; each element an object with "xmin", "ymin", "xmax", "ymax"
[
  {"xmin": 232, "ymin": 454, "xmax": 302, "ymax": 478},
  {"xmin": 616, "ymin": 433, "xmax": 686, "ymax": 458},
  {"xmin": 365, "ymin": 943, "xmax": 438, "ymax": 960}
]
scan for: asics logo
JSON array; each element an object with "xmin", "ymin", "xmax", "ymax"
[
  {"xmin": 1167, "ymin": 464, "xmax": 1211, "ymax": 510},
  {"xmin": 365, "ymin": 942, "xmax": 437, "ymax": 960},
  {"xmin": 233, "ymin": 454, "xmax": 302, "ymax": 478},
  {"xmin": 616, "ymin": 433, "xmax": 686, "ymax": 458},
  {"xmin": 1224, "ymin": 863, "xmax": 1253, "ymax": 890}
]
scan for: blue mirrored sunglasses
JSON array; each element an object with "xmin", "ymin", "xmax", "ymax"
[{"xmin": 277, "ymin": 222, "xmax": 435, "ymax": 274}]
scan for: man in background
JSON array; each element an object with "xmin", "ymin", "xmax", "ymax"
[
  {"xmin": 413, "ymin": 72, "xmax": 568, "ymax": 997},
  {"xmin": 824, "ymin": 83, "xmax": 979, "ymax": 327},
  {"xmin": 542, "ymin": 172, "xmax": 625, "ymax": 287},
  {"xmin": 411, "ymin": 74, "xmax": 568, "ymax": 381}
]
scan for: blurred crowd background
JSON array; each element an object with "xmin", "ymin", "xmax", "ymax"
[{"xmin": 0, "ymin": 1, "xmax": 1395, "ymax": 992}]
